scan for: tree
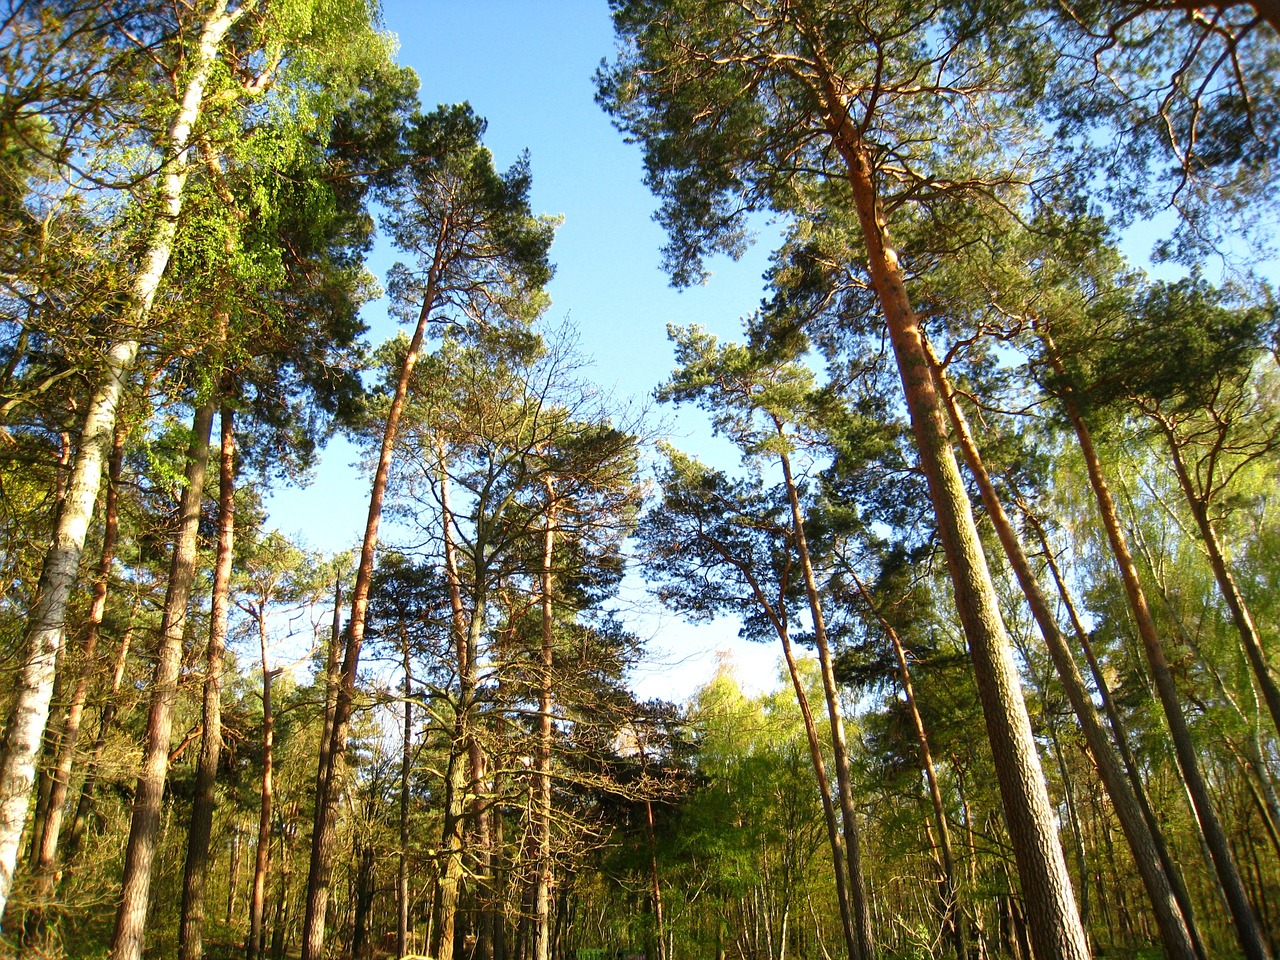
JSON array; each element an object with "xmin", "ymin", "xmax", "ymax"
[
  {"xmin": 599, "ymin": 4, "xmax": 1090, "ymax": 955},
  {"xmin": 658, "ymin": 323, "xmax": 875, "ymax": 960},
  {"xmin": 0, "ymin": 0, "xmax": 393, "ymax": 928},
  {"xmin": 300, "ymin": 101, "xmax": 556, "ymax": 960}
]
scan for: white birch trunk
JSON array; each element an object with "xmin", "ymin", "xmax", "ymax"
[{"xmin": 0, "ymin": 0, "xmax": 239, "ymax": 924}]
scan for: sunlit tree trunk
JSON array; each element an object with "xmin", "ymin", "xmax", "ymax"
[
  {"xmin": 927, "ymin": 342, "xmax": 1201, "ymax": 960},
  {"xmin": 0, "ymin": 3, "xmax": 241, "ymax": 920},
  {"xmin": 776, "ymin": 438, "xmax": 875, "ymax": 960},
  {"xmin": 844, "ymin": 568, "xmax": 964, "ymax": 960},
  {"xmin": 29, "ymin": 420, "xmax": 125, "ymax": 901},
  {"xmin": 398, "ymin": 637, "xmax": 412, "ymax": 959},
  {"xmin": 300, "ymin": 255, "xmax": 443, "ymax": 960},
  {"xmin": 808, "ymin": 58, "xmax": 1089, "ymax": 957},
  {"xmin": 1042, "ymin": 333, "xmax": 1272, "ymax": 960},
  {"xmin": 1153, "ymin": 412, "xmax": 1280, "ymax": 742},
  {"xmin": 110, "ymin": 398, "xmax": 216, "ymax": 960},
  {"xmin": 532, "ymin": 484, "xmax": 557, "ymax": 960},
  {"xmin": 180, "ymin": 401, "xmax": 236, "ymax": 960}
]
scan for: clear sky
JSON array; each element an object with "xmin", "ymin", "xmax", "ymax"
[{"xmin": 264, "ymin": 0, "xmax": 786, "ymax": 702}]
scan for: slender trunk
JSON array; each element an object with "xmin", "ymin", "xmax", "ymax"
[
  {"xmin": 1043, "ymin": 335, "xmax": 1271, "ymax": 960},
  {"xmin": 845, "ymin": 569, "xmax": 963, "ymax": 960},
  {"xmin": 811, "ymin": 74, "xmax": 1088, "ymax": 958},
  {"xmin": 0, "ymin": 2, "xmax": 239, "ymax": 919},
  {"xmin": 110, "ymin": 399, "xmax": 215, "ymax": 960},
  {"xmin": 776, "ymin": 440, "xmax": 875, "ymax": 960},
  {"xmin": 1156, "ymin": 416, "xmax": 1280, "ymax": 741},
  {"xmin": 30, "ymin": 421, "xmax": 125, "ymax": 897},
  {"xmin": 179, "ymin": 402, "xmax": 236, "ymax": 960},
  {"xmin": 928, "ymin": 342, "xmax": 1201, "ymax": 960},
  {"xmin": 227, "ymin": 823, "xmax": 243, "ymax": 925},
  {"xmin": 434, "ymin": 732, "xmax": 470, "ymax": 960},
  {"xmin": 247, "ymin": 619, "xmax": 276, "ymax": 960},
  {"xmin": 643, "ymin": 796, "xmax": 666, "ymax": 960},
  {"xmin": 399, "ymin": 635, "xmax": 412, "ymax": 959},
  {"xmin": 300, "ymin": 237, "xmax": 446, "ymax": 960},
  {"xmin": 1018, "ymin": 496, "xmax": 1207, "ymax": 960},
  {"xmin": 778, "ymin": 626, "xmax": 859, "ymax": 960},
  {"xmin": 532, "ymin": 487, "xmax": 556, "ymax": 960},
  {"xmin": 723, "ymin": 536, "xmax": 859, "ymax": 960},
  {"xmin": 435, "ymin": 594, "xmax": 485, "ymax": 960}
]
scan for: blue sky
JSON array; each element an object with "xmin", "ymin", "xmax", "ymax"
[{"xmin": 265, "ymin": 0, "xmax": 785, "ymax": 700}]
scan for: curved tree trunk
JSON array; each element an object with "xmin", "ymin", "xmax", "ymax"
[
  {"xmin": 179, "ymin": 402, "xmax": 236, "ymax": 960},
  {"xmin": 1042, "ymin": 334, "xmax": 1272, "ymax": 960},
  {"xmin": 1155, "ymin": 414, "xmax": 1280, "ymax": 743},
  {"xmin": 0, "ymin": 2, "xmax": 240, "ymax": 919},
  {"xmin": 110, "ymin": 398, "xmax": 216, "ymax": 960}
]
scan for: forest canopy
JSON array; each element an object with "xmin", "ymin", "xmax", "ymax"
[{"xmin": 0, "ymin": 2, "xmax": 1277, "ymax": 960}]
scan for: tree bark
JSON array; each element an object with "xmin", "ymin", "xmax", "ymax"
[
  {"xmin": 1016, "ymin": 493, "xmax": 1207, "ymax": 960},
  {"xmin": 398, "ymin": 637, "xmax": 413, "ymax": 960},
  {"xmin": 810, "ymin": 72, "xmax": 1090, "ymax": 959},
  {"xmin": 110, "ymin": 398, "xmax": 216, "ymax": 960},
  {"xmin": 0, "ymin": 2, "xmax": 239, "ymax": 919},
  {"xmin": 179, "ymin": 402, "xmax": 236, "ymax": 960},
  {"xmin": 300, "ymin": 232, "xmax": 446, "ymax": 960},
  {"xmin": 29, "ymin": 420, "xmax": 125, "ymax": 900},
  {"xmin": 928, "ymin": 342, "xmax": 1201, "ymax": 960},
  {"xmin": 844, "ymin": 568, "xmax": 964, "ymax": 960},
  {"xmin": 1043, "ymin": 334, "xmax": 1272, "ymax": 960}
]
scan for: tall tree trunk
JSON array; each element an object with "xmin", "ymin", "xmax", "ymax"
[
  {"xmin": 532, "ymin": 486, "xmax": 557, "ymax": 960},
  {"xmin": 643, "ymin": 797, "xmax": 666, "ymax": 960},
  {"xmin": 247, "ymin": 619, "xmax": 276, "ymax": 960},
  {"xmin": 927, "ymin": 342, "xmax": 1201, "ymax": 960},
  {"xmin": 300, "ymin": 253, "xmax": 444, "ymax": 960},
  {"xmin": 1016, "ymin": 493, "xmax": 1207, "ymax": 960},
  {"xmin": 179, "ymin": 402, "xmax": 236, "ymax": 960},
  {"xmin": 1042, "ymin": 333, "xmax": 1272, "ymax": 960},
  {"xmin": 777, "ymin": 621, "xmax": 859, "ymax": 960},
  {"xmin": 435, "ymin": 596, "xmax": 485, "ymax": 960},
  {"xmin": 719, "ymin": 537, "xmax": 860, "ymax": 960},
  {"xmin": 808, "ymin": 62, "xmax": 1090, "ymax": 959},
  {"xmin": 844, "ymin": 568, "xmax": 964, "ymax": 960},
  {"xmin": 29, "ymin": 420, "xmax": 125, "ymax": 902},
  {"xmin": 1155, "ymin": 414, "xmax": 1280, "ymax": 742},
  {"xmin": 776, "ymin": 439, "xmax": 875, "ymax": 960},
  {"xmin": 110, "ymin": 399, "xmax": 216, "ymax": 960},
  {"xmin": 0, "ymin": 3, "xmax": 242, "ymax": 919}
]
